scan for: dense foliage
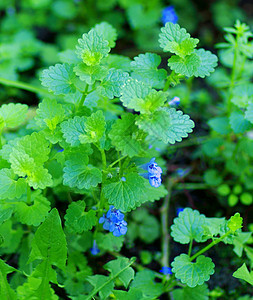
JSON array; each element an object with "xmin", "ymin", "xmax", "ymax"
[{"xmin": 0, "ymin": 1, "xmax": 253, "ymax": 299}]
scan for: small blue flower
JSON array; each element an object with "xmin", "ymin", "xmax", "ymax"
[
  {"xmin": 169, "ymin": 96, "xmax": 180, "ymax": 106},
  {"xmin": 160, "ymin": 266, "xmax": 172, "ymax": 275},
  {"xmin": 161, "ymin": 6, "xmax": 178, "ymax": 25},
  {"xmin": 90, "ymin": 240, "xmax": 100, "ymax": 255},
  {"xmin": 176, "ymin": 207, "xmax": 184, "ymax": 216},
  {"xmin": 99, "ymin": 206, "xmax": 127, "ymax": 237},
  {"xmin": 149, "ymin": 175, "xmax": 162, "ymax": 188},
  {"xmin": 176, "ymin": 167, "xmax": 190, "ymax": 178},
  {"xmin": 58, "ymin": 148, "xmax": 64, "ymax": 152},
  {"xmin": 121, "ymin": 177, "xmax": 126, "ymax": 182}
]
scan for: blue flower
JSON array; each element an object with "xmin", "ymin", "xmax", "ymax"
[
  {"xmin": 160, "ymin": 266, "xmax": 172, "ymax": 275},
  {"xmin": 169, "ymin": 96, "xmax": 180, "ymax": 106},
  {"xmin": 141, "ymin": 158, "xmax": 163, "ymax": 188},
  {"xmin": 161, "ymin": 6, "xmax": 178, "ymax": 25},
  {"xmin": 176, "ymin": 207, "xmax": 184, "ymax": 216},
  {"xmin": 99, "ymin": 206, "xmax": 127, "ymax": 237},
  {"xmin": 90, "ymin": 240, "xmax": 100, "ymax": 255},
  {"xmin": 58, "ymin": 148, "xmax": 64, "ymax": 152},
  {"xmin": 176, "ymin": 167, "xmax": 190, "ymax": 178},
  {"xmin": 149, "ymin": 175, "xmax": 162, "ymax": 188},
  {"xmin": 121, "ymin": 177, "xmax": 126, "ymax": 182}
]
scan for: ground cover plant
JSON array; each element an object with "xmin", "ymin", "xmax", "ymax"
[{"xmin": 0, "ymin": 1, "xmax": 253, "ymax": 300}]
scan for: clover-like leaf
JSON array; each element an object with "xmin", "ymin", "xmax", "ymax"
[
  {"xmin": 227, "ymin": 213, "xmax": 243, "ymax": 232},
  {"xmin": 159, "ymin": 22, "xmax": 199, "ymax": 57},
  {"xmin": 136, "ymin": 108, "xmax": 194, "ymax": 144},
  {"xmin": 171, "ymin": 208, "xmax": 206, "ymax": 244},
  {"xmin": 64, "ymin": 200, "xmax": 97, "ymax": 233},
  {"xmin": 41, "ymin": 63, "xmax": 76, "ymax": 95},
  {"xmin": 131, "ymin": 53, "xmax": 167, "ymax": 88},
  {"xmin": 76, "ymin": 29, "xmax": 110, "ymax": 66},
  {"xmin": 172, "ymin": 254, "xmax": 215, "ymax": 287}
]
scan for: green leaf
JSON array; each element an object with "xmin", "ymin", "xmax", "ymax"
[
  {"xmin": 0, "ymin": 259, "xmax": 17, "ymax": 300},
  {"xmin": 64, "ymin": 200, "xmax": 97, "ymax": 233},
  {"xmin": 130, "ymin": 270, "xmax": 163, "ymax": 299},
  {"xmin": 113, "ymin": 288, "xmax": 144, "ymax": 300},
  {"xmin": 172, "ymin": 254, "xmax": 215, "ymax": 287},
  {"xmin": 208, "ymin": 116, "xmax": 231, "ymax": 135},
  {"xmin": 61, "ymin": 116, "xmax": 86, "ymax": 146},
  {"xmin": 136, "ymin": 108, "xmax": 194, "ymax": 144},
  {"xmin": 172, "ymin": 284, "xmax": 209, "ymax": 300},
  {"xmin": 0, "ymin": 168, "xmax": 27, "ymax": 200},
  {"xmin": 41, "ymin": 63, "xmax": 76, "ymax": 95},
  {"xmin": 171, "ymin": 208, "xmax": 206, "ymax": 244},
  {"xmin": 94, "ymin": 22, "xmax": 117, "ymax": 48},
  {"xmin": 35, "ymin": 98, "xmax": 65, "ymax": 130},
  {"xmin": 159, "ymin": 22, "xmax": 199, "ymax": 57},
  {"xmin": 103, "ymin": 173, "xmax": 166, "ymax": 212},
  {"xmin": 230, "ymin": 110, "xmax": 252, "ymax": 133},
  {"xmin": 0, "ymin": 103, "xmax": 28, "ymax": 128},
  {"xmin": 131, "ymin": 53, "xmax": 167, "ymax": 88},
  {"xmin": 98, "ymin": 68, "xmax": 129, "ymax": 99},
  {"xmin": 104, "ymin": 257, "xmax": 135, "ymax": 288},
  {"xmin": 0, "ymin": 205, "xmax": 13, "ymax": 224},
  {"xmin": 85, "ymin": 257, "xmax": 135, "ymax": 300},
  {"xmin": 63, "ymin": 155, "xmax": 102, "ymax": 190},
  {"xmin": 203, "ymin": 169, "xmax": 222, "ymax": 186},
  {"xmin": 28, "ymin": 208, "xmax": 67, "ymax": 270},
  {"xmin": 233, "ymin": 232, "xmax": 252, "ymax": 257},
  {"xmin": 79, "ymin": 110, "xmax": 106, "ymax": 144},
  {"xmin": 109, "ymin": 114, "xmax": 145, "ymax": 157},
  {"xmin": 96, "ymin": 232, "xmax": 124, "ymax": 252},
  {"xmin": 168, "ymin": 49, "xmax": 217, "ymax": 78},
  {"xmin": 233, "ymin": 263, "xmax": 253, "ymax": 285},
  {"xmin": 74, "ymin": 63, "xmax": 108, "ymax": 85},
  {"xmin": 227, "ymin": 213, "xmax": 243, "ymax": 232},
  {"xmin": 245, "ymin": 103, "xmax": 253, "ymax": 124},
  {"xmin": 14, "ymin": 191, "xmax": 51, "ymax": 226},
  {"xmin": 76, "ymin": 29, "xmax": 110, "ymax": 66}
]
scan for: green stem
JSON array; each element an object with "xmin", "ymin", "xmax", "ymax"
[
  {"xmin": 98, "ymin": 148, "xmax": 107, "ymax": 214},
  {"xmin": 109, "ymin": 155, "xmax": 127, "ymax": 168},
  {"xmin": 0, "ymin": 77, "xmax": 51, "ymax": 95},
  {"xmin": 175, "ymin": 183, "xmax": 209, "ymax": 190},
  {"xmin": 27, "ymin": 184, "xmax": 31, "ymax": 205},
  {"xmin": 188, "ymin": 239, "xmax": 193, "ymax": 256},
  {"xmin": 77, "ymin": 84, "xmax": 89, "ymax": 111},
  {"xmin": 189, "ymin": 230, "xmax": 232, "ymax": 262},
  {"xmin": 160, "ymin": 180, "xmax": 174, "ymax": 268}
]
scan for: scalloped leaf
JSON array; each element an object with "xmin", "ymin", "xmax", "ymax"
[
  {"xmin": 171, "ymin": 208, "xmax": 206, "ymax": 244},
  {"xmin": 136, "ymin": 108, "xmax": 194, "ymax": 144},
  {"xmin": 0, "ymin": 103, "xmax": 28, "ymax": 128},
  {"xmin": 172, "ymin": 254, "xmax": 215, "ymax": 287}
]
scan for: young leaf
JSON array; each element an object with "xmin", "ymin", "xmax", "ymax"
[
  {"xmin": 40, "ymin": 63, "xmax": 76, "ymax": 95},
  {"xmin": 136, "ymin": 108, "xmax": 194, "ymax": 144},
  {"xmin": 28, "ymin": 208, "xmax": 67, "ymax": 270},
  {"xmin": 94, "ymin": 22, "xmax": 117, "ymax": 48},
  {"xmin": 63, "ymin": 155, "xmax": 102, "ymax": 190},
  {"xmin": 0, "ymin": 103, "xmax": 28, "ymax": 128},
  {"xmin": 98, "ymin": 68, "xmax": 129, "ymax": 99},
  {"xmin": 171, "ymin": 208, "xmax": 206, "ymax": 244},
  {"xmin": 96, "ymin": 232, "xmax": 124, "ymax": 252},
  {"xmin": 0, "ymin": 259, "xmax": 17, "ymax": 300},
  {"xmin": 108, "ymin": 114, "xmax": 145, "ymax": 157},
  {"xmin": 159, "ymin": 22, "xmax": 199, "ymax": 57},
  {"xmin": 74, "ymin": 63, "xmax": 108, "ymax": 85},
  {"xmin": 76, "ymin": 29, "xmax": 110, "ymax": 66},
  {"xmin": 14, "ymin": 191, "xmax": 51, "ymax": 226},
  {"xmin": 79, "ymin": 110, "xmax": 106, "ymax": 144},
  {"xmin": 0, "ymin": 168, "xmax": 27, "ymax": 200},
  {"xmin": 35, "ymin": 98, "xmax": 65, "ymax": 130},
  {"xmin": 64, "ymin": 200, "xmax": 97, "ymax": 233},
  {"xmin": 171, "ymin": 254, "xmax": 215, "ymax": 288},
  {"xmin": 131, "ymin": 53, "xmax": 167, "ymax": 88},
  {"xmin": 233, "ymin": 263, "xmax": 253, "ymax": 285},
  {"xmin": 227, "ymin": 213, "xmax": 243, "ymax": 232}
]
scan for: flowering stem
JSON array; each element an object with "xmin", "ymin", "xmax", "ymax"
[
  {"xmin": 189, "ymin": 230, "xmax": 232, "ymax": 262},
  {"xmin": 0, "ymin": 77, "xmax": 51, "ymax": 95},
  {"xmin": 160, "ymin": 179, "xmax": 174, "ymax": 269}
]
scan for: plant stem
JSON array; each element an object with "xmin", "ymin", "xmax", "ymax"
[
  {"xmin": 109, "ymin": 155, "xmax": 127, "ymax": 168},
  {"xmin": 189, "ymin": 230, "xmax": 232, "ymax": 262},
  {"xmin": 175, "ymin": 183, "xmax": 209, "ymax": 190},
  {"xmin": 160, "ymin": 180, "xmax": 174, "ymax": 268},
  {"xmin": 188, "ymin": 239, "xmax": 193, "ymax": 256},
  {"xmin": 77, "ymin": 84, "xmax": 89, "ymax": 111},
  {"xmin": 0, "ymin": 77, "xmax": 51, "ymax": 95},
  {"xmin": 98, "ymin": 148, "xmax": 107, "ymax": 214},
  {"xmin": 27, "ymin": 184, "xmax": 31, "ymax": 205}
]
